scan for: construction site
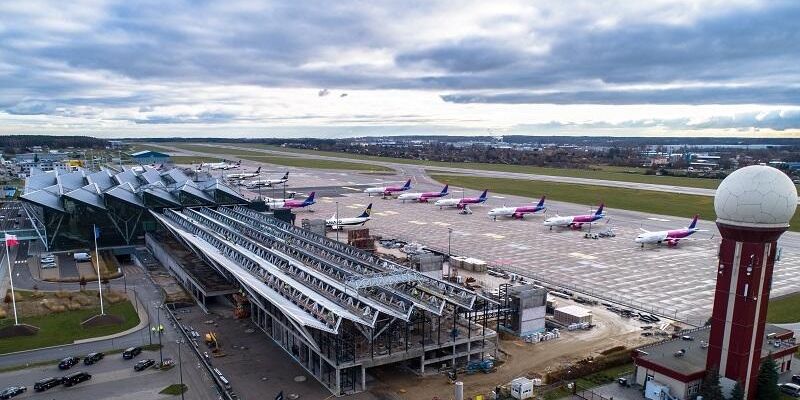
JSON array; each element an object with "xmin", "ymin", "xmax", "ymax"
[{"xmin": 152, "ymin": 205, "xmax": 506, "ymax": 396}]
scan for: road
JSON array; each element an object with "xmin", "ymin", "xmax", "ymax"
[
  {"xmin": 0, "ymin": 247, "xmax": 222, "ymax": 400},
  {"xmin": 149, "ymin": 143, "xmax": 723, "ymax": 197}
]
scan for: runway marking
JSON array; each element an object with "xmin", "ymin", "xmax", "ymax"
[
  {"xmin": 345, "ymin": 205, "xmax": 360, "ymax": 209},
  {"xmin": 432, "ymin": 222, "xmax": 451, "ymax": 227},
  {"xmin": 494, "ymin": 196, "xmax": 506, "ymax": 199},
  {"xmin": 568, "ymin": 252, "xmax": 597, "ymax": 260},
  {"xmin": 351, "ymin": 203, "xmax": 366, "ymax": 207},
  {"xmin": 342, "ymin": 186, "xmax": 361, "ymax": 191},
  {"xmin": 408, "ymin": 220, "xmax": 428, "ymax": 225},
  {"xmin": 482, "ymin": 233, "xmax": 505, "ymax": 239},
  {"xmin": 383, "ymin": 211, "xmax": 399, "ymax": 215},
  {"xmin": 373, "ymin": 212, "xmax": 389, "ymax": 216},
  {"xmin": 647, "ymin": 217, "xmax": 671, "ymax": 222}
]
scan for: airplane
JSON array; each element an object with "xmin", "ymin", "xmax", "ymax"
[
  {"xmin": 227, "ymin": 167, "xmax": 261, "ymax": 180},
  {"xmin": 397, "ymin": 184, "xmax": 449, "ymax": 203},
  {"xmin": 434, "ymin": 189, "xmax": 488, "ymax": 209},
  {"xmin": 364, "ymin": 179, "xmax": 411, "ymax": 197},
  {"xmin": 244, "ymin": 171, "xmax": 289, "ymax": 188},
  {"xmin": 265, "ymin": 192, "xmax": 315, "ymax": 210},
  {"xmin": 634, "ymin": 215, "xmax": 708, "ymax": 247},
  {"xmin": 488, "ymin": 196, "xmax": 546, "ymax": 220},
  {"xmin": 326, "ymin": 204, "xmax": 372, "ymax": 229},
  {"xmin": 199, "ymin": 160, "xmax": 240, "ymax": 170},
  {"xmin": 543, "ymin": 203, "xmax": 606, "ymax": 230}
]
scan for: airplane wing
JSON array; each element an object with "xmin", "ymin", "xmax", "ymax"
[{"xmin": 639, "ymin": 228, "xmax": 650, "ymax": 233}]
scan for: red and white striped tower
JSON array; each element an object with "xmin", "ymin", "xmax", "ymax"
[{"xmin": 706, "ymin": 165, "xmax": 798, "ymax": 399}]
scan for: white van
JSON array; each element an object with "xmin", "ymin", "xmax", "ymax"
[{"xmin": 73, "ymin": 252, "xmax": 92, "ymax": 262}]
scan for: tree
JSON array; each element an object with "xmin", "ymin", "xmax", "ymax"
[
  {"xmin": 756, "ymin": 355, "xmax": 781, "ymax": 400},
  {"xmin": 79, "ymin": 276, "xmax": 87, "ymax": 291},
  {"xmin": 697, "ymin": 366, "xmax": 724, "ymax": 400},
  {"xmin": 730, "ymin": 380, "xmax": 744, "ymax": 400}
]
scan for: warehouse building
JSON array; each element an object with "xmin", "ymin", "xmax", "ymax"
[{"xmin": 129, "ymin": 150, "xmax": 171, "ymax": 165}]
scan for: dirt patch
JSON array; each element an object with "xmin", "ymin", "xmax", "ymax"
[
  {"xmin": 371, "ymin": 304, "xmax": 661, "ymax": 399},
  {"xmin": 81, "ymin": 313, "xmax": 124, "ymax": 327},
  {"xmin": 0, "ymin": 323, "xmax": 39, "ymax": 338}
]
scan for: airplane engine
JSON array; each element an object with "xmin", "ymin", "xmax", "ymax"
[{"xmin": 513, "ymin": 213, "xmax": 523, "ymax": 219}]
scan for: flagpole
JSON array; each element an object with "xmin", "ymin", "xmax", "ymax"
[
  {"xmin": 5, "ymin": 238, "xmax": 18, "ymax": 325},
  {"xmin": 94, "ymin": 225, "xmax": 104, "ymax": 315}
]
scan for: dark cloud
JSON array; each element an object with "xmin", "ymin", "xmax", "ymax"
[
  {"xmin": 396, "ymin": 39, "xmax": 521, "ymax": 73},
  {"xmin": 441, "ymin": 86, "xmax": 800, "ymax": 105}
]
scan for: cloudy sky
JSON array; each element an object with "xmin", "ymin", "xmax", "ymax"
[{"xmin": 1, "ymin": 0, "xmax": 800, "ymax": 138}]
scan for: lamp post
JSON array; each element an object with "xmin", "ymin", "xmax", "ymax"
[
  {"xmin": 177, "ymin": 339, "xmax": 185, "ymax": 400},
  {"xmin": 335, "ymin": 201, "xmax": 339, "ymax": 242},
  {"xmin": 447, "ymin": 228, "xmax": 453, "ymax": 278},
  {"xmin": 152, "ymin": 304, "xmax": 163, "ymax": 364}
]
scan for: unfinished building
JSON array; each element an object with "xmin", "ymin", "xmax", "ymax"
[{"xmin": 152, "ymin": 206, "xmax": 499, "ymax": 396}]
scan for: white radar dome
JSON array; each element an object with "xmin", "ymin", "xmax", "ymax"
[{"xmin": 714, "ymin": 165, "xmax": 798, "ymax": 228}]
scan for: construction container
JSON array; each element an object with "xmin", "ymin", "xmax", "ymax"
[
  {"xmin": 511, "ymin": 377, "xmax": 534, "ymax": 399},
  {"xmin": 554, "ymin": 305, "xmax": 593, "ymax": 325}
]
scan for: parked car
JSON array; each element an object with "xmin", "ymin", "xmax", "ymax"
[
  {"xmin": 58, "ymin": 356, "xmax": 80, "ymax": 370},
  {"xmin": 793, "ymin": 375, "xmax": 800, "ymax": 385},
  {"xmin": 83, "ymin": 352, "xmax": 104, "ymax": 365},
  {"xmin": 62, "ymin": 371, "xmax": 91, "ymax": 387},
  {"xmin": 0, "ymin": 386, "xmax": 26, "ymax": 399},
  {"xmin": 122, "ymin": 346, "xmax": 142, "ymax": 360},
  {"xmin": 33, "ymin": 377, "xmax": 62, "ymax": 392},
  {"xmin": 41, "ymin": 262, "xmax": 57, "ymax": 269},
  {"xmin": 40, "ymin": 255, "xmax": 55, "ymax": 263},
  {"xmin": 73, "ymin": 252, "xmax": 91, "ymax": 262},
  {"xmin": 780, "ymin": 383, "xmax": 800, "ymax": 398},
  {"xmin": 134, "ymin": 359, "xmax": 156, "ymax": 372}
]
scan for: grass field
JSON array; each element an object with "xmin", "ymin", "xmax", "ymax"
[
  {"xmin": 240, "ymin": 143, "xmax": 724, "ymax": 189},
  {"xmin": 0, "ymin": 294, "xmax": 140, "ymax": 354},
  {"xmin": 164, "ymin": 143, "xmax": 393, "ymax": 172},
  {"xmin": 429, "ymin": 174, "xmax": 800, "ymax": 232},
  {"xmin": 767, "ymin": 293, "xmax": 800, "ymax": 323},
  {"xmin": 160, "ymin": 384, "xmax": 188, "ymax": 395}
]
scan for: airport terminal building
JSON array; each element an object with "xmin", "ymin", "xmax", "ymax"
[{"xmin": 18, "ymin": 165, "xmax": 248, "ymax": 251}]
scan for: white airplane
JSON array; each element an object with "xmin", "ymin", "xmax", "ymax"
[
  {"xmin": 635, "ymin": 215, "xmax": 709, "ymax": 247},
  {"xmin": 434, "ymin": 190, "xmax": 488, "ymax": 209},
  {"xmin": 326, "ymin": 204, "xmax": 372, "ymax": 229},
  {"xmin": 199, "ymin": 160, "xmax": 240, "ymax": 170},
  {"xmin": 364, "ymin": 179, "xmax": 411, "ymax": 197},
  {"xmin": 245, "ymin": 171, "xmax": 289, "ymax": 188},
  {"xmin": 397, "ymin": 184, "xmax": 449, "ymax": 203},
  {"xmin": 227, "ymin": 167, "xmax": 261, "ymax": 180},
  {"xmin": 544, "ymin": 204, "xmax": 606, "ymax": 230},
  {"xmin": 488, "ymin": 196, "xmax": 546, "ymax": 220},
  {"xmin": 265, "ymin": 192, "xmax": 315, "ymax": 210}
]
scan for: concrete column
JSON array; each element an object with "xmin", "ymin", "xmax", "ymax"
[
  {"xmin": 335, "ymin": 367, "xmax": 341, "ymax": 396},
  {"xmin": 361, "ymin": 365, "xmax": 366, "ymax": 392}
]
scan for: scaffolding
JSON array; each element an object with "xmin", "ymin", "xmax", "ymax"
[{"xmin": 153, "ymin": 206, "xmax": 500, "ymax": 396}]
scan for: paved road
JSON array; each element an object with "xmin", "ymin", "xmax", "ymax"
[{"xmin": 150, "ymin": 143, "xmax": 724, "ymax": 198}]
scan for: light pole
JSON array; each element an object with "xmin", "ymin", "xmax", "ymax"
[
  {"xmin": 335, "ymin": 201, "xmax": 339, "ymax": 242},
  {"xmin": 152, "ymin": 304, "xmax": 163, "ymax": 364},
  {"xmin": 177, "ymin": 339, "xmax": 185, "ymax": 400},
  {"xmin": 447, "ymin": 228, "xmax": 453, "ymax": 278}
]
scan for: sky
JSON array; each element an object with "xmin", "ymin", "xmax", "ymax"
[{"xmin": 1, "ymin": 0, "xmax": 800, "ymax": 138}]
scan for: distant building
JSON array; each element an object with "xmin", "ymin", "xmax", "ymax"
[{"xmin": 129, "ymin": 150, "xmax": 171, "ymax": 165}]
